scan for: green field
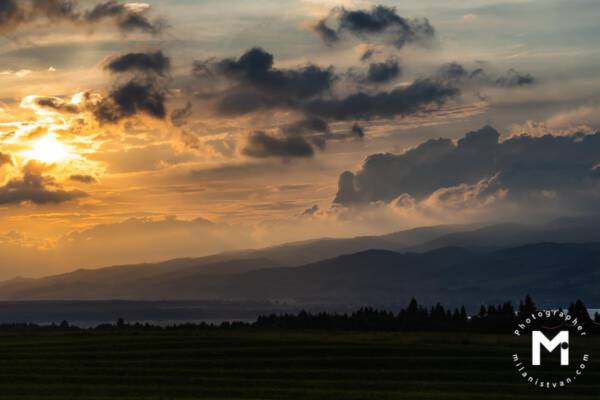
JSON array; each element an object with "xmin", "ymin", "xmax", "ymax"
[{"xmin": 0, "ymin": 331, "xmax": 597, "ymax": 399}]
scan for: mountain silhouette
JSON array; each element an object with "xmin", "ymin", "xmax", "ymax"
[{"xmin": 1, "ymin": 218, "xmax": 600, "ymax": 306}]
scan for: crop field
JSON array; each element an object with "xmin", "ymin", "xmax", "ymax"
[{"xmin": 0, "ymin": 331, "xmax": 597, "ymax": 399}]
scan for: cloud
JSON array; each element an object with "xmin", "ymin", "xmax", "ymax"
[
  {"xmin": 84, "ymin": 1, "xmax": 165, "ymax": 34},
  {"xmin": 314, "ymin": 5, "xmax": 435, "ymax": 49},
  {"xmin": 0, "ymin": 0, "xmax": 165, "ymax": 35},
  {"xmin": 94, "ymin": 80, "xmax": 167, "ymax": 123},
  {"xmin": 313, "ymin": 18, "xmax": 339, "ymax": 46},
  {"xmin": 193, "ymin": 47, "xmax": 532, "ymax": 127},
  {"xmin": 0, "ymin": 1, "xmax": 26, "ymax": 34},
  {"xmin": 334, "ymin": 126, "xmax": 600, "ymax": 217},
  {"xmin": 0, "ymin": 162, "xmax": 86, "ymax": 205},
  {"xmin": 0, "ymin": 152, "xmax": 14, "ymax": 167},
  {"xmin": 170, "ymin": 101, "xmax": 192, "ymax": 127},
  {"xmin": 494, "ymin": 69, "xmax": 534, "ymax": 87},
  {"xmin": 437, "ymin": 63, "xmax": 535, "ymax": 88},
  {"xmin": 69, "ymin": 174, "xmax": 98, "ymax": 184},
  {"xmin": 105, "ymin": 51, "xmax": 171, "ymax": 76},
  {"xmin": 366, "ymin": 58, "xmax": 401, "ymax": 83},
  {"xmin": 94, "ymin": 50, "xmax": 171, "ymax": 124},
  {"xmin": 302, "ymin": 204, "xmax": 319, "ymax": 216},
  {"xmin": 360, "ymin": 48, "xmax": 376, "ymax": 62},
  {"xmin": 509, "ymin": 105, "xmax": 600, "ymax": 137},
  {"xmin": 196, "ymin": 47, "xmax": 335, "ymax": 116},
  {"xmin": 242, "ymin": 131, "xmax": 314, "ymax": 159},
  {"xmin": 304, "ymin": 78, "xmax": 458, "ymax": 120},
  {"xmin": 32, "ymin": 0, "xmax": 79, "ymax": 20},
  {"xmin": 281, "ymin": 116, "xmax": 330, "ymax": 136},
  {"xmin": 351, "ymin": 123, "xmax": 364, "ymax": 138},
  {"xmin": 31, "ymin": 96, "xmax": 80, "ymax": 114},
  {"xmin": 277, "ymin": 117, "xmax": 365, "ymax": 153}
]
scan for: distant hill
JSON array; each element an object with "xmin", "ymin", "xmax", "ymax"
[
  {"xmin": 0, "ymin": 258, "xmax": 279, "ymax": 300},
  {"xmin": 412, "ymin": 217, "xmax": 600, "ymax": 252},
  {"xmin": 198, "ymin": 243, "xmax": 600, "ymax": 306},
  {"xmin": 2, "ymin": 218, "xmax": 600, "ymax": 306}
]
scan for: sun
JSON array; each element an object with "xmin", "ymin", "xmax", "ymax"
[{"xmin": 24, "ymin": 134, "xmax": 73, "ymax": 164}]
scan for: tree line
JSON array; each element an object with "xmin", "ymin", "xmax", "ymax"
[
  {"xmin": 0, "ymin": 296, "xmax": 598, "ymax": 333},
  {"xmin": 254, "ymin": 296, "xmax": 600, "ymax": 333}
]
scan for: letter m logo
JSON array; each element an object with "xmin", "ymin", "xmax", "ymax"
[{"xmin": 532, "ymin": 331, "xmax": 569, "ymax": 366}]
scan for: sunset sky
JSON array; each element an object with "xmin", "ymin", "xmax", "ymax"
[{"xmin": 1, "ymin": 0, "xmax": 600, "ymax": 278}]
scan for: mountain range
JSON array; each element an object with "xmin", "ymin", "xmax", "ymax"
[{"xmin": 2, "ymin": 216, "xmax": 600, "ymax": 307}]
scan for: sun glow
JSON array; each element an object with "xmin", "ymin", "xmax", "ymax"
[{"xmin": 24, "ymin": 134, "xmax": 73, "ymax": 164}]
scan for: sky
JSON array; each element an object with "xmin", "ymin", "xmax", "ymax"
[{"xmin": 1, "ymin": 0, "xmax": 600, "ymax": 278}]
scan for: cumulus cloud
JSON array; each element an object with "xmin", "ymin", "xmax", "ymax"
[
  {"xmin": 95, "ymin": 51, "xmax": 171, "ymax": 123},
  {"xmin": 242, "ymin": 131, "xmax": 314, "ymax": 159},
  {"xmin": 105, "ymin": 51, "xmax": 171, "ymax": 76},
  {"xmin": 366, "ymin": 58, "xmax": 401, "ymax": 83},
  {"xmin": 314, "ymin": 5, "xmax": 435, "ymax": 49},
  {"xmin": 304, "ymin": 78, "xmax": 458, "ymax": 120},
  {"xmin": 0, "ymin": 162, "xmax": 86, "ymax": 205},
  {"xmin": 94, "ymin": 80, "xmax": 167, "ymax": 123},
  {"xmin": 510, "ymin": 105, "xmax": 600, "ymax": 137},
  {"xmin": 334, "ymin": 125, "xmax": 600, "ymax": 216},
  {"xmin": 195, "ymin": 47, "xmax": 335, "ymax": 116}
]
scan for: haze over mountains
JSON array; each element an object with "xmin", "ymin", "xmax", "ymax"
[{"xmin": 1, "ymin": 216, "xmax": 600, "ymax": 307}]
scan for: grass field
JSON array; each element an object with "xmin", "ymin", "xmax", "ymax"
[{"xmin": 0, "ymin": 331, "xmax": 597, "ymax": 399}]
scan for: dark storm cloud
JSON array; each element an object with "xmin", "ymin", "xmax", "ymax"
[
  {"xmin": 366, "ymin": 58, "xmax": 401, "ymax": 83},
  {"xmin": 437, "ymin": 63, "xmax": 535, "ymax": 88},
  {"xmin": 304, "ymin": 78, "xmax": 458, "ymax": 120},
  {"xmin": 94, "ymin": 80, "xmax": 167, "ymax": 123},
  {"xmin": 106, "ymin": 51, "xmax": 171, "ymax": 76},
  {"xmin": 84, "ymin": 1, "xmax": 164, "ymax": 34},
  {"xmin": 0, "ymin": 152, "xmax": 13, "ymax": 167},
  {"xmin": 69, "ymin": 174, "xmax": 98, "ymax": 184},
  {"xmin": 242, "ymin": 131, "xmax": 314, "ymax": 159},
  {"xmin": 0, "ymin": 0, "xmax": 164, "ymax": 35},
  {"xmin": 334, "ymin": 126, "xmax": 600, "ymax": 208},
  {"xmin": 315, "ymin": 5, "xmax": 435, "ymax": 48},
  {"xmin": 0, "ymin": 162, "xmax": 86, "ymax": 205},
  {"xmin": 194, "ymin": 47, "xmax": 335, "ymax": 115}
]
